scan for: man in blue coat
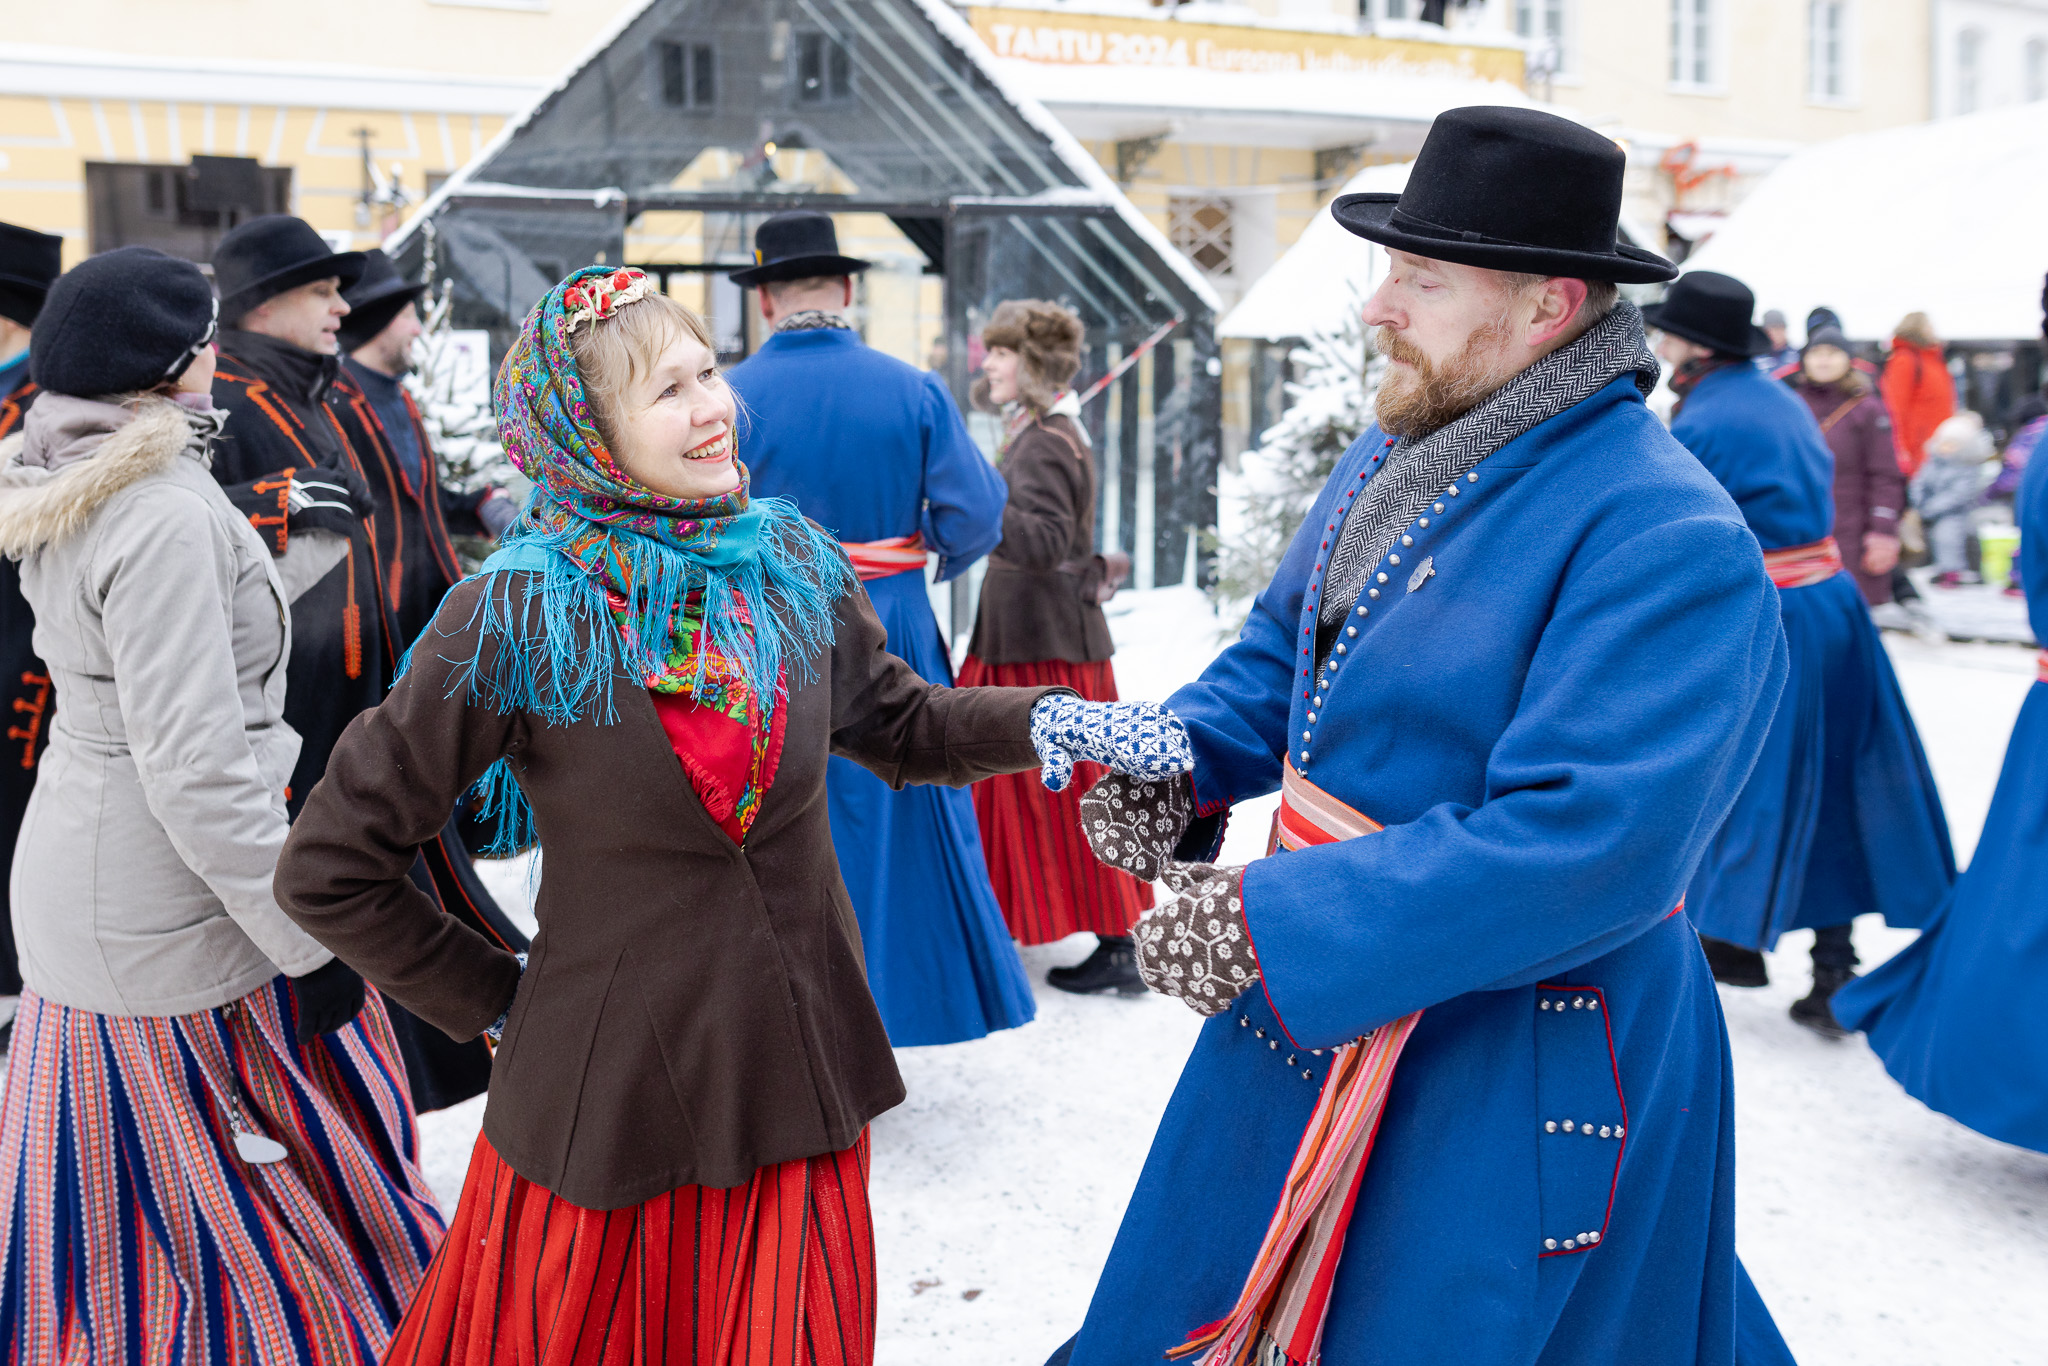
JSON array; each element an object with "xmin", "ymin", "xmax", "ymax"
[
  {"xmin": 1056, "ymin": 108, "xmax": 1797, "ymax": 1366},
  {"xmin": 725, "ymin": 211, "xmax": 1035, "ymax": 1047},
  {"xmin": 1648, "ymin": 271, "xmax": 1954, "ymax": 1035}
]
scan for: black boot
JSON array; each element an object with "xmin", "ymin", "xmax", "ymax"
[
  {"xmin": 1699, "ymin": 935, "xmax": 1769, "ymax": 988},
  {"xmin": 1791, "ymin": 965, "xmax": 1857, "ymax": 1038},
  {"xmin": 1047, "ymin": 935, "xmax": 1145, "ymax": 997}
]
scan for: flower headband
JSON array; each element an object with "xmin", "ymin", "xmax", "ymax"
[{"xmin": 562, "ymin": 267, "xmax": 654, "ymax": 332}]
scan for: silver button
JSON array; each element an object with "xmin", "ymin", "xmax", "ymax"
[
  {"xmin": 1311, "ymin": 1049, "xmax": 1322, "ymax": 1056},
  {"xmin": 1449, "ymin": 486, "xmax": 1460, "ymax": 496},
  {"xmin": 1573, "ymin": 996, "xmax": 1585, "ymax": 1009},
  {"xmin": 1287, "ymin": 1055, "xmax": 1297, "ymax": 1065},
  {"xmin": 1269, "ymin": 1040, "xmax": 1279, "ymax": 1050},
  {"xmin": 1467, "ymin": 472, "xmax": 1478, "ymax": 482},
  {"xmin": 1418, "ymin": 518, "xmax": 1430, "ymax": 527},
  {"xmin": 1599, "ymin": 1126, "xmax": 1611, "ymax": 1138},
  {"xmin": 1346, "ymin": 626, "xmax": 1357, "ymax": 638},
  {"xmin": 1586, "ymin": 998, "xmax": 1599, "ymax": 1012},
  {"xmin": 1562, "ymin": 1120, "xmax": 1574, "ymax": 1133},
  {"xmin": 1615, "ymin": 1126, "xmax": 1625, "ymax": 1138},
  {"xmin": 1326, "ymin": 661, "xmax": 1338, "ymax": 672},
  {"xmin": 1300, "ymin": 750, "xmax": 1309, "ymax": 762},
  {"xmin": 1255, "ymin": 1028, "xmax": 1265, "ymax": 1038},
  {"xmin": 1302, "ymin": 730, "xmax": 1312, "ymax": 741},
  {"xmin": 1354, "ymin": 605, "xmax": 1367, "ymax": 616},
  {"xmin": 1335, "ymin": 644, "xmax": 1346, "ymax": 655},
  {"xmin": 1368, "ymin": 588, "xmax": 1379, "ymax": 599},
  {"xmin": 1433, "ymin": 502, "xmax": 1445, "ymax": 514},
  {"xmin": 1307, "ymin": 712, "xmax": 1317, "ymax": 723},
  {"xmin": 1377, "ymin": 572, "xmax": 1388, "ymax": 584},
  {"xmin": 1240, "ymin": 1017, "xmax": 1250, "ymax": 1027},
  {"xmin": 1538, "ymin": 1000, "xmax": 1550, "ymax": 1011},
  {"xmin": 1545, "ymin": 1120, "xmax": 1558, "ymax": 1133},
  {"xmin": 1401, "ymin": 535, "xmax": 1413, "ymax": 546},
  {"xmin": 1582, "ymin": 1120, "xmax": 1594, "ymax": 1134},
  {"xmin": 1301, "ymin": 1069, "xmax": 1313, "ymax": 1080},
  {"xmin": 1389, "ymin": 554, "xmax": 1401, "ymax": 565},
  {"xmin": 1544, "ymin": 1239, "xmax": 1558, "ymax": 1251},
  {"xmin": 1561, "ymin": 1237, "xmax": 1576, "ymax": 1250},
  {"xmin": 1586, "ymin": 1231, "xmax": 1600, "ymax": 1244}
]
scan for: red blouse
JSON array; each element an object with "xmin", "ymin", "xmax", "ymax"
[{"xmin": 648, "ymin": 688, "xmax": 786, "ymax": 845}]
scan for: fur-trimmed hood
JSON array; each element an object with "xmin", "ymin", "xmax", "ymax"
[{"xmin": 0, "ymin": 393, "xmax": 221, "ymax": 558}]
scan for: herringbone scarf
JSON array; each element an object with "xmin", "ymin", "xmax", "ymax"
[{"xmin": 1318, "ymin": 302, "xmax": 1660, "ymax": 633}]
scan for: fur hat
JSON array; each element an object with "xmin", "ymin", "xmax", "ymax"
[
  {"xmin": 1925, "ymin": 411, "xmax": 1992, "ymax": 463},
  {"xmin": 977, "ymin": 299, "xmax": 1084, "ymax": 413}
]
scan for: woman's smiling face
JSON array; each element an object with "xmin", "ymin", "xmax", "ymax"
[{"xmin": 605, "ymin": 328, "xmax": 741, "ymax": 501}]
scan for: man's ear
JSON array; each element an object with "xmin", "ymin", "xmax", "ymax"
[
  {"xmin": 841, "ymin": 277, "xmax": 854, "ymax": 309},
  {"xmin": 1527, "ymin": 277, "xmax": 1589, "ymax": 350}
]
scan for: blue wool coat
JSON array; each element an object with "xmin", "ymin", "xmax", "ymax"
[
  {"xmin": 727, "ymin": 329, "xmax": 1035, "ymax": 1046},
  {"xmin": 1672, "ymin": 365, "xmax": 1954, "ymax": 949},
  {"xmin": 1066, "ymin": 376, "xmax": 1795, "ymax": 1365},
  {"xmin": 1835, "ymin": 446, "xmax": 2048, "ymax": 1150}
]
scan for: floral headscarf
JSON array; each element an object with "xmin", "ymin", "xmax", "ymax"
[{"xmin": 441, "ymin": 265, "xmax": 852, "ymax": 850}]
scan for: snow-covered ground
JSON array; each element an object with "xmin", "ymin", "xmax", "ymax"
[{"xmin": 441, "ymin": 585, "xmax": 2048, "ymax": 1366}]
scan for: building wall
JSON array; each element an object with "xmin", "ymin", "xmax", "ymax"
[{"xmin": 1933, "ymin": 0, "xmax": 2048, "ymax": 114}]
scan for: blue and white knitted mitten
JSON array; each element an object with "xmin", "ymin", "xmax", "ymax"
[{"xmin": 1028, "ymin": 695, "xmax": 1194, "ymax": 792}]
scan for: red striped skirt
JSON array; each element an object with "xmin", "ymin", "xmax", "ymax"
[
  {"xmin": 0, "ymin": 979, "xmax": 444, "ymax": 1365},
  {"xmin": 956, "ymin": 656, "xmax": 1155, "ymax": 944},
  {"xmin": 384, "ymin": 1131, "xmax": 875, "ymax": 1366}
]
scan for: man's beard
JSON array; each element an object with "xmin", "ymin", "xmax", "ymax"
[{"xmin": 1372, "ymin": 315, "xmax": 1516, "ymax": 437}]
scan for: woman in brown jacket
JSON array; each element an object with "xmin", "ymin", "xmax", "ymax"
[
  {"xmin": 272, "ymin": 269, "xmax": 1190, "ymax": 1366},
  {"xmin": 958, "ymin": 300, "xmax": 1155, "ymax": 996}
]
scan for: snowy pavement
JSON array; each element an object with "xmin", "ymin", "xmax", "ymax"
[{"xmin": 438, "ymin": 586, "xmax": 2048, "ymax": 1366}]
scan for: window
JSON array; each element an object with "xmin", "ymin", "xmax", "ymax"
[
  {"xmin": 2026, "ymin": 37, "xmax": 2047, "ymax": 103},
  {"xmin": 1955, "ymin": 28, "xmax": 1983, "ymax": 114},
  {"xmin": 1516, "ymin": 0, "xmax": 1571, "ymax": 77},
  {"xmin": 85, "ymin": 159, "xmax": 293, "ymax": 258},
  {"xmin": 1669, "ymin": 0, "xmax": 1718, "ymax": 90},
  {"xmin": 1808, "ymin": 0, "xmax": 1851, "ymax": 102},
  {"xmin": 794, "ymin": 32, "xmax": 853, "ymax": 105},
  {"xmin": 659, "ymin": 42, "xmax": 714, "ymax": 109},
  {"xmin": 1169, "ymin": 197, "xmax": 1233, "ymax": 277}
]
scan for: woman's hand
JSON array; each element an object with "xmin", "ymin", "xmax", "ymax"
[
  {"xmin": 1862, "ymin": 532, "xmax": 1901, "ymax": 577},
  {"xmin": 1131, "ymin": 862, "xmax": 1257, "ymax": 1017},
  {"xmin": 1029, "ymin": 695, "xmax": 1193, "ymax": 792},
  {"xmin": 288, "ymin": 958, "xmax": 366, "ymax": 1043}
]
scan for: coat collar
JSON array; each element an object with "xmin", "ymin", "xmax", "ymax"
[
  {"xmin": 0, "ymin": 394, "xmax": 217, "ymax": 556},
  {"xmin": 219, "ymin": 328, "xmax": 341, "ymax": 406}
]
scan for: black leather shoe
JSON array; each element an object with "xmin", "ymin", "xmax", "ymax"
[
  {"xmin": 1047, "ymin": 936, "xmax": 1146, "ymax": 996},
  {"xmin": 1790, "ymin": 966, "xmax": 1857, "ymax": 1039},
  {"xmin": 1699, "ymin": 935, "xmax": 1770, "ymax": 988}
]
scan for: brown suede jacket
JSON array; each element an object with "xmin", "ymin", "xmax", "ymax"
[{"xmin": 275, "ymin": 569, "xmax": 1055, "ymax": 1208}]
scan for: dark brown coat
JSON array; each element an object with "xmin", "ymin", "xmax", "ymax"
[
  {"xmin": 274, "ymin": 570, "xmax": 1055, "ymax": 1209},
  {"xmin": 1791, "ymin": 372, "xmax": 1905, "ymax": 605},
  {"xmin": 966, "ymin": 415, "xmax": 1115, "ymax": 665}
]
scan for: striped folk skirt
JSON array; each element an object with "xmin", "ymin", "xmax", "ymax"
[
  {"xmin": 956, "ymin": 656, "xmax": 1155, "ymax": 944},
  {"xmin": 384, "ymin": 1130, "xmax": 875, "ymax": 1366},
  {"xmin": 0, "ymin": 978, "xmax": 446, "ymax": 1364}
]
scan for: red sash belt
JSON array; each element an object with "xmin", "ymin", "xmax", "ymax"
[
  {"xmin": 840, "ymin": 533, "xmax": 927, "ymax": 582},
  {"xmin": 2038, "ymin": 650, "xmax": 2048, "ymax": 685},
  {"xmin": 1176, "ymin": 765, "xmax": 1419, "ymax": 1366},
  {"xmin": 1762, "ymin": 535, "xmax": 1843, "ymax": 590}
]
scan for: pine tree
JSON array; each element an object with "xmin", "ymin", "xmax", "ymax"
[
  {"xmin": 1209, "ymin": 302, "xmax": 1383, "ymax": 613},
  {"xmin": 404, "ymin": 277, "xmax": 515, "ymax": 498}
]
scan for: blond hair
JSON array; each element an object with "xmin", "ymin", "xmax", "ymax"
[
  {"xmin": 1894, "ymin": 311, "xmax": 1938, "ymax": 347},
  {"xmin": 569, "ymin": 287, "xmax": 716, "ymax": 449}
]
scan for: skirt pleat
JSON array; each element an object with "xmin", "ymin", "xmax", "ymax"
[
  {"xmin": 957, "ymin": 656, "xmax": 1155, "ymax": 944},
  {"xmin": 0, "ymin": 979, "xmax": 445, "ymax": 1365},
  {"xmin": 385, "ymin": 1130, "xmax": 875, "ymax": 1366}
]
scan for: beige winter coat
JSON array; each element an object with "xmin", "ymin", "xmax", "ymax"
[{"xmin": 0, "ymin": 393, "xmax": 333, "ymax": 1017}]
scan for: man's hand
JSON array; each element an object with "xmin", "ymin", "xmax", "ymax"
[
  {"xmin": 1028, "ymin": 695, "xmax": 1193, "ymax": 793},
  {"xmin": 1862, "ymin": 532, "xmax": 1901, "ymax": 577},
  {"xmin": 1132, "ymin": 862, "xmax": 1257, "ymax": 1017},
  {"xmin": 1079, "ymin": 771, "xmax": 1193, "ymax": 880}
]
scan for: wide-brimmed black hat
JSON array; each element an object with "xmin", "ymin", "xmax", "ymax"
[
  {"xmin": 0, "ymin": 221, "xmax": 65, "ymax": 328},
  {"xmin": 1332, "ymin": 106, "xmax": 1675, "ymax": 285},
  {"xmin": 33, "ymin": 247, "xmax": 218, "ymax": 398},
  {"xmin": 727, "ymin": 211, "xmax": 870, "ymax": 287},
  {"xmin": 1641, "ymin": 271, "xmax": 1772, "ymax": 358},
  {"xmin": 212, "ymin": 215, "xmax": 365, "ymax": 322},
  {"xmin": 338, "ymin": 249, "xmax": 428, "ymax": 349}
]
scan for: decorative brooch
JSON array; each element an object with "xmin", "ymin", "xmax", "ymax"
[{"xmin": 563, "ymin": 268, "xmax": 653, "ymax": 332}]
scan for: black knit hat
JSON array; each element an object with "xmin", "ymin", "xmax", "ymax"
[
  {"xmin": 1640, "ymin": 271, "xmax": 1772, "ymax": 358},
  {"xmin": 1802, "ymin": 324, "xmax": 1852, "ymax": 356},
  {"xmin": 1331, "ymin": 106, "xmax": 1676, "ymax": 285},
  {"xmin": 212, "ymin": 215, "xmax": 364, "ymax": 323},
  {"xmin": 32, "ymin": 247, "xmax": 219, "ymax": 398},
  {"xmin": 0, "ymin": 221, "xmax": 65, "ymax": 329},
  {"xmin": 337, "ymin": 249, "xmax": 429, "ymax": 350}
]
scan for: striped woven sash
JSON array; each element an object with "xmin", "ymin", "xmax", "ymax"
[
  {"xmin": 1172, "ymin": 764, "xmax": 1421, "ymax": 1366},
  {"xmin": 840, "ymin": 533, "xmax": 928, "ymax": 582},
  {"xmin": 1762, "ymin": 535, "xmax": 1843, "ymax": 590},
  {"xmin": 2038, "ymin": 650, "xmax": 2047, "ymax": 684}
]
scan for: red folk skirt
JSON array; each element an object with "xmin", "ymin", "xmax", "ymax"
[
  {"xmin": 956, "ymin": 656, "xmax": 1155, "ymax": 944},
  {"xmin": 384, "ymin": 1131, "xmax": 874, "ymax": 1366}
]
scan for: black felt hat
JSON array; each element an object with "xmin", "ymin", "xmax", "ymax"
[
  {"xmin": 1332, "ymin": 106, "xmax": 1675, "ymax": 285},
  {"xmin": 0, "ymin": 221, "xmax": 65, "ymax": 328},
  {"xmin": 32, "ymin": 247, "xmax": 219, "ymax": 398},
  {"xmin": 338, "ymin": 249, "xmax": 428, "ymax": 349},
  {"xmin": 727, "ymin": 211, "xmax": 870, "ymax": 287},
  {"xmin": 1641, "ymin": 271, "xmax": 1773, "ymax": 358},
  {"xmin": 212, "ymin": 215, "xmax": 365, "ymax": 323}
]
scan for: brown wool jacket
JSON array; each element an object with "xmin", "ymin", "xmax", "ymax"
[
  {"xmin": 274, "ymin": 569, "xmax": 1056, "ymax": 1209},
  {"xmin": 966, "ymin": 414, "xmax": 1116, "ymax": 666}
]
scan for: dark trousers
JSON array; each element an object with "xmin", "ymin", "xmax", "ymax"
[{"xmin": 1811, "ymin": 922, "xmax": 1859, "ymax": 973}]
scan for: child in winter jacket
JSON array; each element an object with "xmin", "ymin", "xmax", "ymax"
[{"xmin": 1912, "ymin": 411, "xmax": 1997, "ymax": 585}]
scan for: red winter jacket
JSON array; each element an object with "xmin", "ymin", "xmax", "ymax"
[{"xmin": 1880, "ymin": 338, "xmax": 1954, "ymax": 478}]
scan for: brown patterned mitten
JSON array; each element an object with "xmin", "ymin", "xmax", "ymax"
[
  {"xmin": 1079, "ymin": 770, "xmax": 1194, "ymax": 880},
  {"xmin": 1132, "ymin": 862, "xmax": 1257, "ymax": 1017}
]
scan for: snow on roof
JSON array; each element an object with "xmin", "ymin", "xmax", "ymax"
[
  {"xmin": 1217, "ymin": 159, "xmax": 1409, "ymax": 342},
  {"xmin": 998, "ymin": 58, "xmax": 1535, "ymax": 128},
  {"xmin": 1681, "ymin": 103, "xmax": 2048, "ymax": 343}
]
